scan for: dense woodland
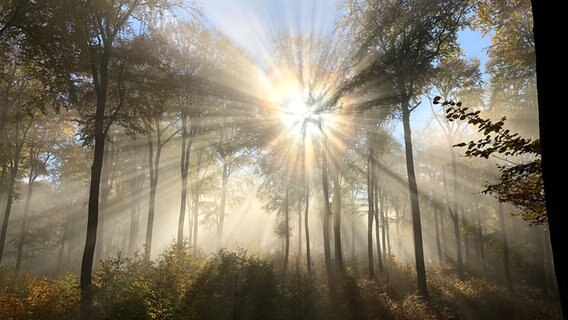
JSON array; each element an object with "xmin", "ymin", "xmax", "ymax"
[{"xmin": 0, "ymin": 0, "xmax": 563, "ymax": 319}]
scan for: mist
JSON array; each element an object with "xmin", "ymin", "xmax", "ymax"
[{"xmin": 0, "ymin": 0, "xmax": 562, "ymax": 319}]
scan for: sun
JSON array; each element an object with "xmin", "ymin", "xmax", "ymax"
[{"xmin": 265, "ymin": 74, "xmax": 323, "ymax": 142}]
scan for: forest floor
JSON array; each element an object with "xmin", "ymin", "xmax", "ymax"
[{"xmin": 0, "ymin": 245, "xmax": 561, "ymax": 320}]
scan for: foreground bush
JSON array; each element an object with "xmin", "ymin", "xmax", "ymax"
[{"xmin": 0, "ymin": 246, "xmax": 561, "ymax": 319}]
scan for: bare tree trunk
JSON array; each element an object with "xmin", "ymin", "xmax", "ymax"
[
  {"xmin": 145, "ymin": 132, "xmax": 162, "ymax": 260},
  {"xmin": 304, "ymin": 172, "xmax": 311, "ymax": 276},
  {"xmin": 434, "ymin": 204, "xmax": 442, "ymax": 264},
  {"xmin": 378, "ymin": 187, "xmax": 387, "ymax": 261},
  {"xmin": 475, "ymin": 203, "xmax": 487, "ymax": 276},
  {"xmin": 0, "ymin": 119, "xmax": 26, "ymax": 265},
  {"xmin": 81, "ymin": 51, "xmax": 109, "ymax": 319},
  {"xmin": 95, "ymin": 143, "xmax": 112, "ymax": 263},
  {"xmin": 401, "ymin": 100, "xmax": 428, "ymax": 298},
  {"xmin": 497, "ymin": 202, "xmax": 514, "ymax": 294},
  {"xmin": 217, "ymin": 161, "xmax": 228, "ymax": 249},
  {"xmin": 15, "ymin": 176, "xmax": 34, "ymax": 273},
  {"xmin": 366, "ymin": 147, "xmax": 375, "ymax": 279},
  {"xmin": 178, "ymin": 116, "xmax": 192, "ymax": 248},
  {"xmin": 451, "ymin": 153, "xmax": 464, "ymax": 279},
  {"xmin": 297, "ymin": 196, "xmax": 302, "ymax": 274},
  {"xmin": 283, "ymin": 178, "xmax": 290, "ymax": 276},
  {"xmin": 192, "ymin": 185, "xmax": 199, "ymax": 256},
  {"xmin": 374, "ymin": 179, "xmax": 383, "ymax": 273},
  {"xmin": 333, "ymin": 163, "xmax": 343, "ymax": 273},
  {"xmin": 321, "ymin": 139, "xmax": 334, "ymax": 293}
]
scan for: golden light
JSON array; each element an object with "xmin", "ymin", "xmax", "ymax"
[{"xmin": 265, "ymin": 72, "xmax": 323, "ymax": 142}]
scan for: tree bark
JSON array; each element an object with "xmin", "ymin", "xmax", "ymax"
[
  {"xmin": 401, "ymin": 100, "xmax": 428, "ymax": 298},
  {"xmin": 530, "ymin": 2, "xmax": 565, "ymax": 316},
  {"xmin": 333, "ymin": 161, "xmax": 343, "ymax": 272},
  {"xmin": 145, "ymin": 130, "xmax": 162, "ymax": 260},
  {"xmin": 217, "ymin": 160, "xmax": 228, "ymax": 249},
  {"xmin": 304, "ymin": 169, "xmax": 311, "ymax": 276},
  {"xmin": 434, "ymin": 204, "xmax": 442, "ymax": 264},
  {"xmin": 15, "ymin": 175, "xmax": 34, "ymax": 273},
  {"xmin": 177, "ymin": 115, "xmax": 192, "ymax": 248},
  {"xmin": 366, "ymin": 146, "xmax": 375, "ymax": 279},
  {"xmin": 321, "ymin": 139, "xmax": 334, "ymax": 293},
  {"xmin": 81, "ymin": 49, "xmax": 109, "ymax": 320}
]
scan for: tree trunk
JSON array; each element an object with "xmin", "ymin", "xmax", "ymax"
[
  {"xmin": 145, "ymin": 133, "xmax": 162, "ymax": 260},
  {"xmin": 178, "ymin": 119, "xmax": 191, "ymax": 248},
  {"xmin": 283, "ymin": 178, "xmax": 290, "ymax": 276},
  {"xmin": 401, "ymin": 100, "xmax": 428, "ymax": 298},
  {"xmin": 217, "ymin": 160, "xmax": 228, "ymax": 249},
  {"xmin": 321, "ymin": 139, "xmax": 334, "ymax": 293},
  {"xmin": 434, "ymin": 204, "xmax": 442, "ymax": 264},
  {"xmin": 366, "ymin": 147, "xmax": 375, "ymax": 279},
  {"xmin": 379, "ymin": 187, "xmax": 387, "ymax": 260},
  {"xmin": 81, "ymin": 50, "xmax": 109, "ymax": 320},
  {"xmin": 304, "ymin": 172, "xmax": 311, "ymax": 276},
  {"xmin": 475, "ymin": 204, "xmax": 487, "ymax": 276},
  {"xmin": 497, "ymin": 202, "xmax": 514, "ymax": 294},
  {"xmin": 374, "ymin": 179, "xmax": 383, "ymax": 273},
  {"xmin": 0, "ymin": 170, "xmax": 18, "ymax": 265},
  {"xmin": 297, "ymin": 196, "xmax": 302, "ymax": 274},
  {"xmin": 128, "ymin": 157, "xmax": 141, "ymax": 255},
  {"xmin": 451, "ymin": 153, "xmax": 464, "ymax": 279},
  {"xmin": 15, "ymin": 176, "xmax": 35, "ymax": 273},
  {"xmin": 531, "ymin": 3, "xmax": 565, "ymax": 316},
  {"xmin": 95, "ymin": 143, "xmax": 112, "ymax": 262},
  {"xmin": 192, "ymin": 184, "xmax": 199, "ymax": 256},
  {"xmin": 333, "ymin": 163, "xmax": 343, "ymax": 273}
]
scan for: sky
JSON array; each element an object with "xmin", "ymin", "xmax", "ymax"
[{"xmin": 202, "ymin": 0, "xmax": 492, "ymax": 135}]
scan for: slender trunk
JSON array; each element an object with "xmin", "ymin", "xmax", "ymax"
[
  {"xmin": 192, "ymin": 185, "xmax": 199, "ymax": 256},
  {"xmin": 333, "ymin": 163, "xmax": 343, "ymax": 272},
  {"xmin": 128, "ymin": 169, "xmax": 139, "ymax": 255},
  {"xmin": 384, "ymin": 194, "xmax": 391, "ymax": 256},
  {"xmin": 283, "ymin": 178, "xmax": 290, "ymax": 276},
  {"xmin": 475, "ymin": 204, "xmax": 487, "ymax": 276},
  {"xmin": 374, "ymin": 179, "xmax": 383, "ymax": 272},
  {"xmin": 379, "ymin": 188, "xmax": 387, "ymax": 260},
  {"xmin": 434, "ymin": 204, "xmax": 442, "ymax": 264},
  {"xmin": 401, "ymin": 100, "xmax": 428, "ymax": 298},
  {"xmin": 443, "ymin": 165, "xmax": 463, "ymax": 279},
  {"xmin": 321, "ymin": 140, "xmax": 334, "ymax": 293},
  {"xmin": 0, "ymin": 117, "xmax": 26, "ymax": 265},
  {"xmin": 297, "ymin": 197, "xmax": 302, "ymax": 274},
  {"xmin": 81, "ymin": 50, "xmax": 109, "ymax": 318},
  {"xmin": 95, "ymin": 143, "xmax": 112, "ymax": 262},
  {"xmin": 178, "ymin": 121, "xmax": 191, "ymax": 248},
  {"xmin": 497, "ymin": 202, "xmax": 514, "ymax": 294},
  {"xmin": 0, "ymin": 170, "xmax": 17, "ymax": 265},
  {"xmin": 440, "ymin": 204, "xmax": 447, "ymax": 259},
  {"xmin": 451, "ymin": 154, "xmax": 464, "ymax": 279},
  {"xmin": 304, "ymin": 173, "xmax": 311, "ymax": 275},
  {"xmin": 15, "ymin": 176, "xmax": 34, "ymax": 273},
  {"xmin": 145, "ymin": 133, "xmax": 162, "ymax": 260},
  {"xmin": 366, "ymin": 147, "xmax": 375, "ymax": 279},
  {"xmin": 218, "ymin": 161, "xmax": 228, "ymax": 249},
  {"xmin": 58, "ymin": 217, "xmax": 70, "ymax": 268}
]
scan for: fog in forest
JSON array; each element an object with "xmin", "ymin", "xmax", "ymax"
[{"xmin": 0, "ymin": 0, "xmax": 562, "ymax": 319}]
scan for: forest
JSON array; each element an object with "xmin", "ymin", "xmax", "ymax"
[{"xmin": 0, "ymin": 0, "xmax": 563, "ymax": 319}]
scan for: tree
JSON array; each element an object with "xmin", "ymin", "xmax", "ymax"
[
  {"xmin": 529, "ymin": 1, "xmax": 566, "ymax": 317},
  {"xmin": 342, "ymin": 0, "xmax": 470, "ymax": 297}
]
